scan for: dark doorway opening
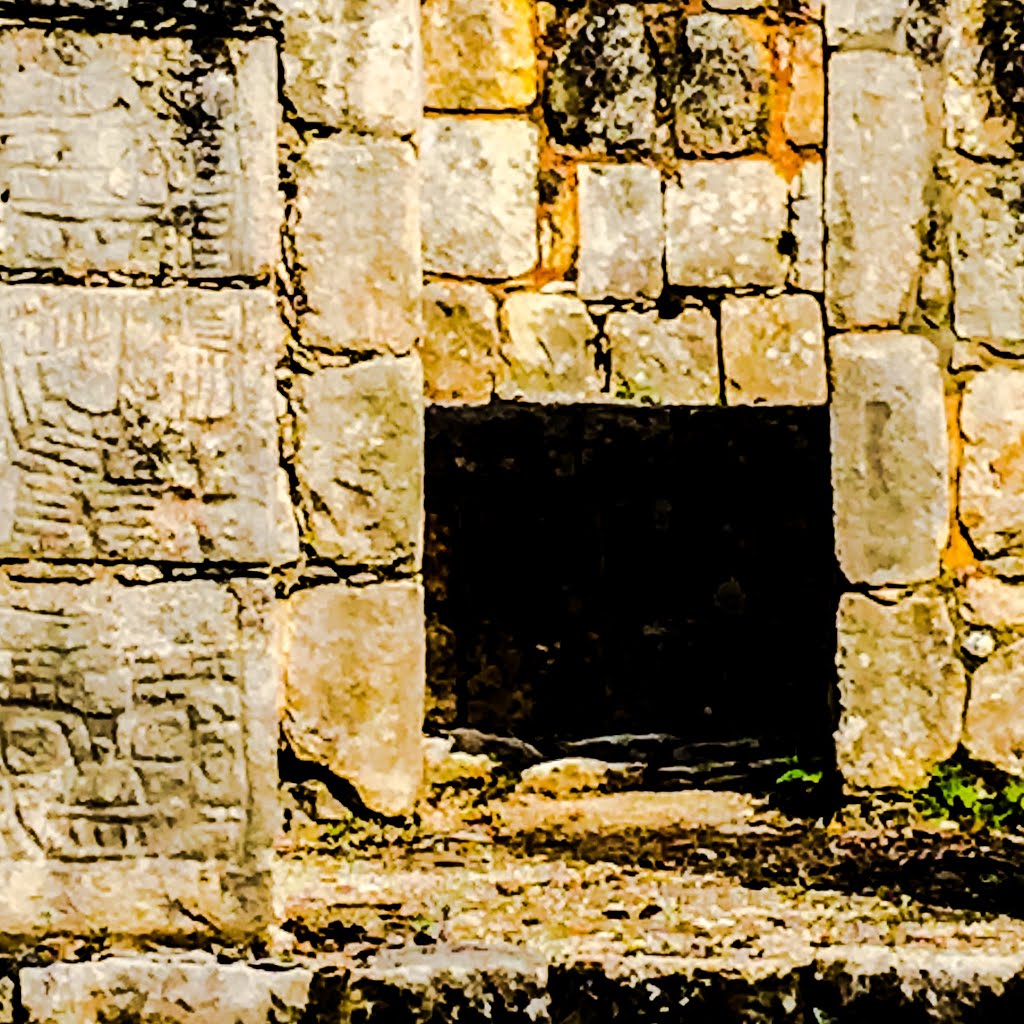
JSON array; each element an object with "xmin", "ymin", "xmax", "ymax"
[{"xmin": 425, "ymin": 404, "xmax": 841, "ymax": 773}]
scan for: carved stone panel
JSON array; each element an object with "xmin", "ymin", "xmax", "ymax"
[
  {"xmin": 0, "ymin": 286, "xmax": 295, "ymax": 564},
  {"xmin": 0, "ymin": 31, "xmax": 279, "ymax": 278},
  {"xmin": 0, "ymin": 577, "xmax": 277, "ymax": 941}
]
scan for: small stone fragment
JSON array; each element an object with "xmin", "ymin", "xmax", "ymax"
[
  {"xmin": 577, "ymin": 163, "xmax": 664, "ymax": 301},
  {"xmin": 606, "ymin": 307, "xmax": 719, "ymax": 406},
  {"xmin": 791, "ymin": 159, "xmax": 825, "ymax": 292},
  {"xmin": 836, "ymin": 591, "xmax": 966, "ymax": 789},
  {"xmin": 422, "ymin": 116, "xmax": 539, "ymax": 279},
  {"xmin": 422, "ymin": 281, "xmax": 500, "ymax": 404},
  {"xmin": 721, "ymin": 294, "xmax": 827, "ymax": 407},
  {"xmin": 964, "ymin": 636, "xmax": 1024, "ymax": 775},
  {"xmin": 518, "ymin": 757, "xmax": 644, "ymax": 797},
  {"xmin": 782, "ymin": 24, "xmax": 825, "ymax": 147},
  {"xmin": 497, "ymin": 293, "xmax": 603, "ymax": 403},
  {"xmin": 963, "ymin": 576, "xmax": 1024, "ymax": 631},
  {"xmin": 666, "ymin": 158, "xmax": 789, "ymax": 288}
]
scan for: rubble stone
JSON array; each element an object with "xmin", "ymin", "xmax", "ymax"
[
  {"xmin": 296, "ymin": 137, "xmax": 420, "ymax": 355},
  {"xmin": 825, "ymin": 52, "xmax": 930, "ymax": 327},
  {"xmin": 606, "ymin": 307, "xmax": 719, "ymax": 406},
  {"xmin": 423, "ymin": 0, "xmax": 536, "ymax": 110},
  {"xmin": 836, "ymin": 591, "xmax": 966, "ymax": 789},
  {"xmin": 422, "ymin": 117, "xmax": 539, "ymax": 279},
  {"xmin": 518, "ymin": 757, "xmax": 644, "ymax": 797},
  {"xmin": 830, "ymin": 333, "xmax": 948, "ymax": 585},
  {"xmin": 783, "ymin": 24, "xmax": 825, "ymax": 148},
  {"xmin": 497, "ymin": 293, "xmax": 603, "ymax": 403},
  {"xmin": 790, "ymin": 159, "xmax": 825, "ymax": 293},
  {"xmin": 720, "ymin": 294, "xmax": 827, "ymax": 407},
  {"xmin": 284, "ymin": 581, "xmax": 425, "ymax": 817},
  {"xmin": 577, "ymin": 163, "xmax": 664, "ymax": 301},
  {"xmin": 963, "ymin": 576, "xmax": 1024, "ymax": 631},
  {"xmin": 295, "ymin": 356, "xmax": 424, "ymax": 567},
  {"xmin": 665, "ymin": 158, "xmax": 789, "ymax": 289},
  {"xmin": 964, "ymin": 636, "xmax": 1024, "ymax": 776}
]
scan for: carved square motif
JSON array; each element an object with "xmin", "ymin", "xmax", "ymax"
[
  {"xmin": 0, "ymin": 285, "xmax": 295, "ymax": 563},
  {"xmin": 0, "ymin": 31, "xmax": 279, "ymax": 277}
]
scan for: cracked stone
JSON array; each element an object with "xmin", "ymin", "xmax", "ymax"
[
  {"xmin": 790, "ymin": 159, "xmax": 825, "ymax": 293},
  {"xmin": 964, "ymin": 635, "xmax": 1024, "ymax": 776},
  {"xmin": 963, "ymin": 576, "xmax": 1024, "ymax": 631}
]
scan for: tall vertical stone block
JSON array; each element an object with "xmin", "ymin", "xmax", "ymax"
[
  {"xmin": 964, "ymin": 636, "xmax": 1024, "ymax": 777},
  {"xmin": 830, "ymin": 333, "xmax": 948, "ymax": 585},
  {"xmin": 826, "ymin": 52, "xmax": 930, "ymax": 327}
]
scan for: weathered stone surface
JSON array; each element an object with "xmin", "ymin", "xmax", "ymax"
[
  {"xmin": 963, "ymin": 576, "xmax": 1024, "ymax": 631},
  {"xmin": 672, "ymin": 14, "xmax": 771, "ymax": 155},
  {"xmin": 496, "ymin": 293, "xmax": 602, "ymax": 403},
  {"xmin": 577, "ymin": 163, "xmax": 663, "ymax": 301},
  {"xmin": 950, "ymin": 161, "xmax": 1024, "ymax": 344},
  {"xmin": 721, "ymin": 294, "xmax": 827, "ymax": 407},
  {"xmin": 423, "ymin": 0, "xmax": 536, "ymax": 110},
  {"xmin": 0, "ymin": 286, "xmax": 295, "ymax": 564},
  {"xmin": 296, "ymin": 356, "xmax": 423, "ymax": 567},
  {"xmin": 0, "ymin": 31, "xmax": 279, "ymax": 278},
  {"xmin": 783, "ymin": 24, "xmax": 825, "ymax": 148},
  {"xmin": 280, "ymin": 0, "xmax": 421, "ymax": 135},
  {"xmin": 296, "ymin": 138, "xmax": 420, "ymax": 354},
  {"xmin": 606, "ymin": 307, "xmax": 718, "ymax": 406},
  {"xmin": 825, "ymin": 0, "xmax": 943, "ymax": 53},
  {"xmin": 284, "ymin": 581, "xmax": 425, "ymax": 817},
  {"xmin": 830, "ymin": 333, "xmax": 948, "ymax": 586},
  {"xmin": 422, "ymin": 117, "xmax": 539, "ymax": 279},
  {"xmin": 0, "ymin": 577, "xmax": 278, "ymax": 940},
  {"xmin": 545, "ymin": 3, "xmax": 657, "ymax": 153},
  {"xmin": 825, "ymin": 52, "xmax": 930, "ymax": 328},
  {"xmin": 964, "ymin": 636, "xmax": 1024, "ymax": 775},
  {"xmin": 518, "ymin": 757, "xmax": 643, "ymax": 797},
  {"xmin": 836, "ymin": 591, "xmax": 966, "ymax": 789},
  {"xmin": 961, "ymin": 367, "xmax": 1024, "ymax": 558},
  {"xmin": 22, "ymin": 958, "xmax": 311, "ymax": 1024},
  {"xmin": 790, "ymin": 159, "xmax": 825, "ymax": 292},
  {"xmin": 666, "ymin": 159, "xmax": 789, "ymax": 288},
  {"xmin": 422, "ymin": 281, "xmax": 500, "ymax": 405}
]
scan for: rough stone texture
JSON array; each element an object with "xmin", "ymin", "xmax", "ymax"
[
  {"xmin": 791, "ymin": 159, "xmax": 825, "ymax": 293},
  {"xmin": 295, "ymin": 356, "xmax": 424, "ymax": 568},
  {"xmin": 0, "ymin": 286, "xmax": 295, "ymax": 564},
  {"xmin": 577, "ymin": 163, "xmax": 663, "ymax": 301},
  {"xmin": 21, "ymin": 958, "xmax": 311, "ymax": 1024},
  {"xmin": 422, "ymin": 117, "xmax": 539, "ymax": 279},
  {"xmin": 825, "ymin": 0, "xmax": 943, "ymax": 52},
  {"xmin": 672, "ymin": 14, "xmax": 771, "ymax": 156},
  {"xmin": 720, "ymin": 294, "xmax": 827, "ymax": 407},
  {"xmin": 605, "ymin": 307, "xmax": 719, "ymax": 406},
  {"xmin": 963, "ymin": 636, "xmax": 1024, "ymax": 775},
  {"xmin": 0, "ymin": 577, "xmax": 277, "ymax": 940},
  {"xmin": 280, "ymin": 0, "xmax": 421, "ymax": 135},
  {"xmin": 962, "ymin": 576, "xmax": 1024, "ymax": 631},
  {"xmin": 518, "ymin": 757, "xmax": 643, "ymax": 797},
  {"xmin": 783, "ymin": 24, "xmax": 825, "ymax": 148},
  {"xmin": 830, "ymin": 333, "xmax": 948, "ymax": 586},
  {"xmin": 284, "ymin": 581, "xmax": 425, "ymax": 817},
  {"xmin": 825, "ymin": 52, "xmax": 930, "ymax": 328},
  {"xmin": 836, "ymin": 591, "xmax": 966, "ymax": 790},
  {"xmin": 545, "ymin": 3, "xmax": 657, "ymax": 153},
  {"xmin": 423, "ymin": 0, "xmax": 536, "ymax": 110},
  {"xmin": 422, "ymin": 281, "xmax": 500, "ymax": 405},
  {"xmin": 296, "ymin": 138, "xmax": 420, "ymax": 354},
  {"xmin": 960, "ymin": 367, "xmax": 1024, "ymax": 558},
  {"xmin": 950, "ymin": 161, "xmax": 1024, "ymax": 344},
  {"xmin": 497, "ymin": 293, "xmax": 602, "ymax": 403},
  {"xmin": 666, "ymin": 159, "xmax": 789, "ymax": 288},
  {"xmin": 0, "ymin": 31, "xmax": 279, "ymax": 278}
]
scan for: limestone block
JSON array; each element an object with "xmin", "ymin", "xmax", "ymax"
[
  {"xmin": 422, "ymin": 117, "xmax": 539, "ymax": 279},
  {"xmin": 826, "ymin": 0, "xmax": 910, "ymax": 42},
  {"xmin": 296, "ymin": 138, "xmax": 420, "ymax": 354},
  {"xmin": 950, "ymin": 161, "xmax": 1024, "ymax": 344},
  {"xmin": 964, "ymin": 636, "xmax": 1024, "ymax": 776},
  {"xmin": 0, "ymin": 32, "xmax": 279, "ymax": 278},
  {"xmin": 606, "ymin": 307, "xmax": 718, "ymax": 406},
  {"xmin": 496, "ymin": 293, "xmax": 602, "ymax": 403},
  {"xmin": 284, "ymin": 581, "xmax": 425, "ymax": 817},
  {"xmin": 666, "ymin": 158, "xmax": 789, "ymax": 288},
  {"xmin": 825, "ymin": 0, "xmax": 942, "ymax": 53},
  {"xmin": 836, "ymin": 591, "xmax": 966, "ymax": 789},
  {"xmin": 545, "ymin": 3, "xmax": 657, "ymax": 153},
  {"xmin": 0, "ymin": 286, "xmax": 295, "ymax": 564},
  {"xmin": 295, "ymin": 356, "xmax": 423, "ymax": 567},
  {"xmin": 782, "ymin": 24, "xmax": 825, "ymax": 148},
  {"xmin": 961, "ymin": 367, "xmax": 1024, "ymax": 558},
  {"xmin": 721, "ymin": 294, "xmax": 827, "ymax": 407},
  {"xmin": 281, "ymin": 0, "xmax": 421, "ymax": 135},
  {"xmin": 830, "ymin": 333, "xmax": 948, "ymax": 586},
  {"xmin": 672, "ymin": 14, "xmax": 771, "ymax": 155},
  {"xmin": 518, "ymin": 757, "xmax": 643, "ymax": 797},
  {"xmin": 422, "ymin": 281, "xmax": 500, "ymax": 405},
  {"xmin": 423, "ymin": 0, "xmax": 536, "ymax": 110},
  {"xmin": 0, "ymin": 577, "xmax": 278, "ymax": 940},
  {"xmin": 790, "ymin": 159, "xmax": 825, "ymax": 292},
  {"xmin": 963, "ymin": 576, "xmax": 1024, "ymax": 631},
  {"xmin": 577, "ymin": 163, "xmax": 663, "ymax": 301},
  {"xmin": 22, "ymin": 959, "xmax": 311, "ymax": 1024},
  {"xmin": 825, "ymin": 52, "xmax": 930, "ymax": 328}
]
